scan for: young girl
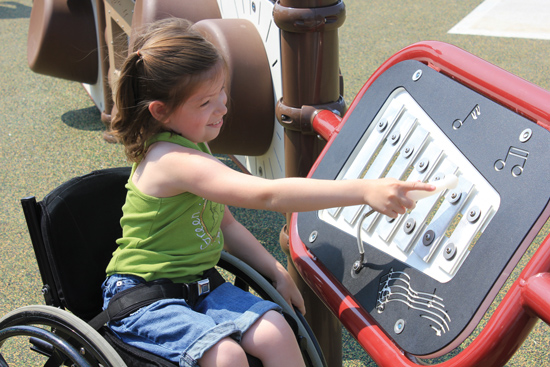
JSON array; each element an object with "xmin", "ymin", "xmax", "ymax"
[{"xmin": 103, "ymin": 18, "xmax": 434, "ymax": 367}]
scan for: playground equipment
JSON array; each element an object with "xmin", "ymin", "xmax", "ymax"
[
  {"xmin": 2, "ymin": 0, "xmax": 550, "ymax": 366},
  {"xmin": 289, "ymin": 41, "xmax": 550, "ymax": 365}
]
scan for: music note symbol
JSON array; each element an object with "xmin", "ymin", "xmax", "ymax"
[
  {"xmin": 452, "ymin": 104, "xmax": 481, "ymax": 130},
  {"xmin": 494, "ymin": 147, "xmax": 529, "ymax": 177},
  {"xmin": 470, "ymin": 105, "xmax": 481, "ymax": 120}
]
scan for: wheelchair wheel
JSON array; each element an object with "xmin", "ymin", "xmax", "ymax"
[
  {"xmin": 0, "ymin": 305, "xmax": 126, "ymax": 367},
  {"xmin": 219, "ymin": 251, "xmax": 327, "ymax": 367}
]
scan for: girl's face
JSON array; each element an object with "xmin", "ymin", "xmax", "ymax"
[{"xmin": 163, "ymin": 70, "xmax": 228, "ymax": 144}]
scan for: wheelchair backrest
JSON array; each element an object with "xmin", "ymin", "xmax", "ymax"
[{"xmin": 22, "ymin": 167, "xmax": 131, "ymax": 321}]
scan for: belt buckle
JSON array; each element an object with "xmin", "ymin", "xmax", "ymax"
[{"xmin": 197, "ymin": 279, "xmax": 210, "ymax": 296}]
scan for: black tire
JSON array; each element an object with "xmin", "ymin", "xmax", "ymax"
[{"xmin": 0, "ymin": 305, "xmax": 126, "ymax": 367}]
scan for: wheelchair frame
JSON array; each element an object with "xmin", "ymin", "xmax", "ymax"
[{"xmin": 0, "ymin": 167, "xmax": 326, "ymax": 367}]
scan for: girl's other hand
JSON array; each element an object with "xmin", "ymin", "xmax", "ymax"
[{"xmin": 272, "ymin": 265, "xmax": 306, "ymax": 315}]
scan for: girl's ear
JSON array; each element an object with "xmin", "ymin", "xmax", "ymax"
[{"xmin": 148, "ymin": 101, "xmax": 169, "ymax": 124}]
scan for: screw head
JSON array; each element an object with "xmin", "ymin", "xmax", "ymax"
[
  {"xmin": 394, "ymin": 319, "xmax": 406, "ymax": 334},
  {"xmin": 412, "ymin": 69, "xmax": 423, "ymax": 81},
  {"xmin": 403, "ymin": 145, "xmax": 414, "ymax": 158},
  {"xmin": 423, "ymin": 229, "xmax": 435, "ymax": 246},
  {"xmin": 416, "ymin": 159, "xmax": 429, "ymax": 173},
  {"xmin": 404, "ymin": 218, "xmax": 416, "ymax": 234},
  {"xmin": 309, "ymin": 231, "xmax": 318, "ymax": 243},
  {"xmin": 377, "ymin": 119, "xmax": 388, "ymax": 132},
  {"xmin": 467, "ymin": 206, "xmax": 481, "ymax": 223},
  {"xmin": 519, "ymin": 128, "xmax": 532, "ymax": 143},
  {"xmin": 447, "ymin": 190, "xmax": 462, "ymax": 204},
  {"xmin": 390, "ymin": 132, "xmax": 400, "ymax": 145},
  {"xmin": 444, "ymin": 243, "xmax": 457, "ymax": 260}
]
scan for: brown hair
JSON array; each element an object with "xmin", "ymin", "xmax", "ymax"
[{"xmin": 111, "ymin": 18, "xmax": 224, "ymax": 162}]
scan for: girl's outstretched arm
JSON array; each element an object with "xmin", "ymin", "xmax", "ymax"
[
  {"xmin": 220, "ymin": 207, "xmax": 306, "ymax": 314},
  {"xmin": 137, "ymin": 143, "xmax": 435, "ymax": 217}
]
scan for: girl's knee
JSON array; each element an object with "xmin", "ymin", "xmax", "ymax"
[
  {"xmin": 243, "ymin": 311, "xmax": 296, "ymax": 350},
  {"xmin": 261, "ymin": 310, "xmax": 295, "ymax": 337},
  {"xmin": 199, "ymin": 337, "xmax": 247, "ymax": 367},
  {"xmin": 242, "ymin": 311, "xmax": 305, "ymax": 367}
]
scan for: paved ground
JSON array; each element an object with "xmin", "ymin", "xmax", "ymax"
[
  {"xmin": 1, "ymin": 0, "xmax": 549, "ymax": 365},
  {"xmin": 449, "ymin": 0, "xmax": 550, "ymax": 40}
]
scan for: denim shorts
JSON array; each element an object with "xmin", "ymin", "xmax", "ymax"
[{"xmin": 102, "ymin": 274, "xmax": 281, "ymax": 367}]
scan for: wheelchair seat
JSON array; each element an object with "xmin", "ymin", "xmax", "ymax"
[{"xmin": 0, "ymin": 167, "xmax": 325, "ymax": 367}]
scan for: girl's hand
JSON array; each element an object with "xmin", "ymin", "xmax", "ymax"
[
  {"xmin": 272, "ymin": 264, "xmax": 306, "ymax": 315},
  {"xmin": 365, "ymin": 178, "xmax": 435, "ymax": 218}
]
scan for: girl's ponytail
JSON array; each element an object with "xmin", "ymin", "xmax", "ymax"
[{"xmin": 111, "ymin": 51, "xmax": 162, "ymax": 161}]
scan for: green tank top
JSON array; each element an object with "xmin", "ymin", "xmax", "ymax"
[{"xmin": 106, "ymin": 132, "xmax": 225, "ymax": 283}]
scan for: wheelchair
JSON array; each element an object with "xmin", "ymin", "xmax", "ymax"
[{"xmin": 0, "ymin": 167, "xmax": 326, "ymax": 367}]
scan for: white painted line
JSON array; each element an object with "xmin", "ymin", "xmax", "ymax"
[{"xmin": 449, "ymin": 0, "xmax": 550, "ymax": 40}]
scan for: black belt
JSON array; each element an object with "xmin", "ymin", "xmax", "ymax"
[{"xmin": 89, "ymin": 268, "xmax": 225, "ymax": 330}]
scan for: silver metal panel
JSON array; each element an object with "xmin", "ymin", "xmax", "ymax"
[
  {"xmin": 392, "ymin": 157, "xmax": 456, "ymax": 253},
  {"xmin": 413, "ymin": 178, "xmax": 473, "ymax": 262},
  {"xmin": 438, "ymin": 201, "xmax": 494, "ymax": 276},
  {"xmin": 341, "ymin": 104, "xmax": 405, "ymax": 181},
  {"xmin": 317, "ymin": 88, "xmax": 500, "ymax": 283},
  {"xmin": 365, "ymin": 125, "xmax": 430, "ymax": 233},
  {"xmin": 341, "ymin": 109, "xmax": 415, "ymax": 225}
]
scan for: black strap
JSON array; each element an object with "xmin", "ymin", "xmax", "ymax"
[{"xmin": 88, "ymin": 268, "xmax": 225, "ymax": 330}]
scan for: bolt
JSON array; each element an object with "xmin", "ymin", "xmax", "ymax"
[
  {"xmin": 519, "ymin": 128, "xmax": 532, "ymax": 143},
  {"xmin": 423, "ymin": 230, "xmax": 435, "ymax": 246},
  {"xmin": 309, "ymin": 231, "xmax": 318, "ymax": 243},
  {"xmin": 467, "ymin": 206, "xmax": 481, "ymax": 223},
  {"xmin": 403, "ymin": 145, "xmax": 414, "ymax": 158},
  {"xmin": 444, "ymin": 243, "xmax": 457, "ymax": 260},
  {"xmin": 404, "ymin": 218, "xmax": 416, "ymax": 234},
  {"xmin": 412, "ymin": 69, "xmax": 423, "ymax": 81},
  {"xmin": 377, "ymin": 120, "xmax": 388, "ymax": 132},
  {"xmin": 394, "ymin": 319, "xmax": 406, "ymax": 334}
]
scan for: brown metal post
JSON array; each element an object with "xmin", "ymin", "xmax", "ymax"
[{"xmin": 273, "ymin": 1, "xmax": 346, "ymax": 366}]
